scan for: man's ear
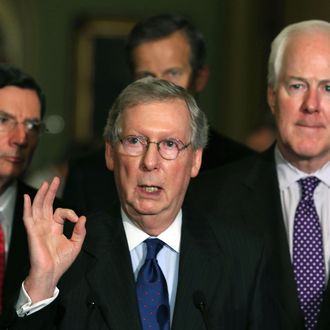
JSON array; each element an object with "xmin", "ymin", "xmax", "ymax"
[
  {"xmin": 191, "ymin": 148, "xmax": 203, "ymax": 178},
  {"xmin": 105, "ymin": 141, "xmax": 115, "ymax": 171},
  {"xmin": 267, "ymin": 85, "xmax": 276, "ymax": 114},
  {"xmin": 194, "ymin": 65, "xmax": 209, "ymax": 93}
]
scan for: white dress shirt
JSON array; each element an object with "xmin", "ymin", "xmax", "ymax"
[
  {"xmin": 122, "ymin": 208, "xmax": 181, "ymax": 323},
  {"xmin": 275, "ymin": 147, "xmax": 330, "ymax": 280},
  {"xmin": 0, "ymin": 181, "xmax": 17, "ymax": 258}
]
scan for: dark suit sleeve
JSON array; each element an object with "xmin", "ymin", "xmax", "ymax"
[
  {"xmin": 248, "ymin": 239, "xmax": 283, "ymax": 330},
  {"xmin": 9, "ymin": 302, "xmax": 57, "ymax": 330}
]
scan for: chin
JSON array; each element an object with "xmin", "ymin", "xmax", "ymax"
[
  {"xmin": 129, "ymin": 200, "xmax": 163, "ymax": 216},
  {"xmin": 136, "ymin": 205, "xmax": 164, "ymax": 216},
  {"xmin": 292, "ymin": 146, "xmax": 328, "ymax": 160}
]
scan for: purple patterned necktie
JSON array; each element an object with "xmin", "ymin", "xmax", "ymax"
[
  {"xmin": 293, "ymin": 176, "xmax": 325, "ymax": 330},
  {"xmin": 136, "ymin": 238, "xmax": 170, "ymax": 330}
]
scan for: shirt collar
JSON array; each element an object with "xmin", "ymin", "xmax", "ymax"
[
  {"xmin": 0, "ymin": 181, "xmax": 17, "ymax": 224},
  {"xmin": 275, "ymin": 146, "xmax": 330, "ymax": 190},
  {"xmin": 122, "ymin": 208, "xmax": 182, "ymax": 253}
]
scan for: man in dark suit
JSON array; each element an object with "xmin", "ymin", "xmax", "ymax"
[
  {"xmin": 190, "ymin": 19, "xmax": 330, "ymax": 330},
  {"xmin": 63, "ymin": 14, "xmax": 254, "ymax": 214},
  {"xmin": 0, "ymin": 64, "xmax": 51, "ymax": 328},
  {"xmin": 12, "ymin": 78, "xmax": 277, "ymax": 329}
]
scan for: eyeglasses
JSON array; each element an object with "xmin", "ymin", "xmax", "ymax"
[
  {"xmin": 0, "ymin": 112, "xmax": 45, "ymax": 137},
  {"xmin": 119, "ymin": 135, "xmax": 191, "ymax": 160}
]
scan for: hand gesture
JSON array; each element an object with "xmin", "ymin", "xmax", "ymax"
[{"xmin": 23, "ymin": 177, "xmax": 86, "ymax": 303}]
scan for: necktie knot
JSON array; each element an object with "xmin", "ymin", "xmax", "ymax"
[
  {"xmin": 145, "ymin": 238, "xmax": 165, "ymax": 260},
  {"xmin": 299, "ymin": 176, "xmax": 320, "ymax": 201}
]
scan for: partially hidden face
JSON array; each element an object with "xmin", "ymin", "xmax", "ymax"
[
  {"xmin": 268, "ymin": 31, "xmax": 330, "ymax": 170},
  {"xmin": 132, "ymin": 31, "xmax": 194, "ymax": 90},
  {"xmin": 105, "ymin": 99, "xmax": 202, "ymax": 230},
  {"xmin": 0, "ymin": 86, "xmax": 41, "ymax": 187}
]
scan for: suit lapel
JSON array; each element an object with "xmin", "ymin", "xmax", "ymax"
[
  {"xmin": 318, "ymin": 283, "xmax": 330, "ymax": 329},
  {"xmin": 316, "ymin": 261, "xmax": 330, "ymax": 328},
  {"xmin": 83, "ymin": 207, "xmax": 141, "ymax": 330},
  {"xmin": 3, "ymin": 182, "xmax": 34, "ymax": 309},
  {"xmin": 172, "ymin": 206, "xmax": 224, "ymax": 330},
  {"xmin": 243, "ymin": 149, "xmax": 304, "ymax": 328}
]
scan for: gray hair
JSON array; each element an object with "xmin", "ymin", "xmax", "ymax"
[
  {"xmin": 103, "ymin": 77, "xmax": 208, "ymax": 150},
  {"xmin": 268, "ymin": 20, "xmax": 330, "ymax": 88}
]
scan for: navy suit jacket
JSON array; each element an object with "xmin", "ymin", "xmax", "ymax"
[
  {"xmin": 10, "ymin": 201, "xmax": 278, "ymax": 330},
  {"xmin": 188, "ymin": 146, "xmax": 330, "ymax": 330}
]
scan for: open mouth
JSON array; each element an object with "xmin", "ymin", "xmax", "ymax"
[{"xmin": 139, "ymin": 185, "xmax": 161, "ymax": 193}]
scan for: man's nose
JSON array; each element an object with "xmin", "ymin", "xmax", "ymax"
[
  {"xmin": 303, "ymin": 88, "xmax": 320, "ymax": 113},
  {"xmin": 141, "ymin": 142, "xmax": 160, "ymax": 171},
  {"xmin": 10, "ymin": 123, "xmax": 28, "ymax": 146}
]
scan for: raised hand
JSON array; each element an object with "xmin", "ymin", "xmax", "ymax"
[{"xmin": 23, "ymin": 177, "xmax": 86, "ymax": 303}]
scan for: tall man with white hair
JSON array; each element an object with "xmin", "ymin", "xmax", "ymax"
[{"xmin": 190, "ymin": 19, "xmax": 330, "ymax": 330}]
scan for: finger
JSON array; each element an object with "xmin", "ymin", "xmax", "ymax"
[
  {"xmin": 42, "ymin": 177, "xmax": 61, "ymax": 218},
  {"xmin": 23, "ymin": 194, "xmax": 33, "ymax": 229},
  {"xmin": 31, "ymin": 181, "xmax": 49, "ymax": 220},
  {"xmin": 53, "ymin": 208, "xmax": 80, "ymax": 226},
  {"xmin": 54, "ymin": 208, "xmax": 79, "ymax": 233},
  {"xmin": 70, "ymin": 216, "xmax": 87, "ymax": 246}
]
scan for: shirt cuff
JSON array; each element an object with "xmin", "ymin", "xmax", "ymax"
[{"xmin": 16, "ymin": 282, "xmax": 59, "ymax": 317}]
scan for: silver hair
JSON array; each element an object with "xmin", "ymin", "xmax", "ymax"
[
  {"xmin": 268, "ymin": 20, "xmax": 330, "ymax": 88},
  {"xmin": 103, "ymin": 77, "xmax": 209, "ymax": 150}
]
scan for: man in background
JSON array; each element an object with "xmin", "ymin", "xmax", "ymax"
[
  {"xmin": 0, "ymin": 64, "xmax": 51, "ymax": 328},
  {"xmin": 63, "ymin": 14, "xmax": 254, "ymax": 213}
]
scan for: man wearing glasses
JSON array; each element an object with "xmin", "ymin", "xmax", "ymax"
[
  {"xmin": 0, "ymin": 64, "xmax": 49, "ymax": 328},
  {"xmin": 63, "ymin": 14, "xmax": 254, "ymax": 215},
  {"xmin": 12, "ymin": 78, "xmax": 277, "ymax": 329}
]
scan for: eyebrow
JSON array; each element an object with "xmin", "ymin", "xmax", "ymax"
[
  {"xmin": 287, "ymin": 76, "xmax": 307, "ymax": 82},
  {"xmin": 0, "ymin": 110, "xmax": 41, "ymax": 122},
  {"xmin": 287, "ymin": 76, "xmax": 330, "ymax": 84},
  {"xmin": 164, "ymin": 67, "xmax": 182, "ymax": 72},
  {"xmin": 135, "ymin": 71, "xmax": 156, "ymax": 77}
]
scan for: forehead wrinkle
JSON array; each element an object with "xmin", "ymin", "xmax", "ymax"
[{"xmin": 121, "ymin": 101, "xmax": 191, "ymax": 141}]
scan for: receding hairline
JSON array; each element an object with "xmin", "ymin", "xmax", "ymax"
[{"xmin": 118, "ymin": 97, "xmax": 192, "ymax": 128}]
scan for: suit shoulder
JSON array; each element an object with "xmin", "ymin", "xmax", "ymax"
[
  {"xmin": 209, "ymin": 128, "xmax": 255, "ymax": 156},
  {"xmin": 200, "ymin": 127, "xmax": 256, "ymax": 170},
  {"xmin": 191, "ymin": 153, "xmax": 257, "ymax": 190},
  {"xmin": 68, "ymin": 147, "xmax": 107, "ymax": 171}
]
